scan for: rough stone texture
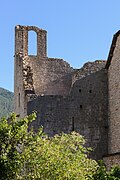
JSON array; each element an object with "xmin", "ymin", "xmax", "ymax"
[
  {"xmin": 107, "ymin": 34, "xmax": 120, "ymax": 154},
  {"xmin": 28, "ymin": 57, "xmax": 74, "ymax": 95},
  {"xmin": 14, "ymin": 25, "xmax": 48, "ymax": 116},
  {"xmin": 14, "ymin": 53, "xmax": 27, "ymax": 117},
  {"xmin": 27, "ymin": 67, "xmax": 108, "ymax": 160},
  {"xmin": 14, "ymin": 25, "xmax": 120, "ymax": 164},
  {"xmin": 72, "ymin": 60, "xmax": 106, "ymax": 85}
]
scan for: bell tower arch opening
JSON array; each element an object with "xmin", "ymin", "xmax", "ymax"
[{"xmin": 28, "ymin": 30, "xmax": 37, "ymax": 56}]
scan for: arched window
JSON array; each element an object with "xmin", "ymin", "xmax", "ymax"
[{"xmin": 28, "ymin": 30, "xmax": 37, "ymax": 55}]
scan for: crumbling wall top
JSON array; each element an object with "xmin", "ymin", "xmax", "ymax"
[
  {"xmin": 15, "ymin": 25, "xmax": 47, "ymax": 33},
  {"xmin": 72, "ymin": 60, "xmax": 106, "ymax": 85},
  {"xmin": 15, "ymin": 25, "xmax": 47, "ymax": 57}
]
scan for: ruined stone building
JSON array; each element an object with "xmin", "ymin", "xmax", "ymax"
[{"xmin": 14, "ymin": 25, "xmax": 120, "ymax": 167}]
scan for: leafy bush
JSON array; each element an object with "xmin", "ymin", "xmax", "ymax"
[
  {"xmin": 94, "ymin": 161, "xmax": 120, "ymax": 180},
  {"xmin": 0, "ymin": 113, "xmax": 120, "ymax": 180},
  {"xmin": 0, "ymin": 113, "xmax": 98, "ymax": 180}
]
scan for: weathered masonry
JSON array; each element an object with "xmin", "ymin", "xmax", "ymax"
[{"xmin": 14, "ymin": 25, "xmax": 120, "ymax": 166}]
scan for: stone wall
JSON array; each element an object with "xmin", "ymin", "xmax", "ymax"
[
  {"xmin": 14, "ymin": 25, "xmax": 74, "ymax": 118},
  {"xmin": 14, "ymin": 25, "xmax": 109, "ymax": 161},
  {"xmin": 14, "ymin": 53, "xmax": 27, "ymax": 117},
  {"xmin": 103, "ymin": 153, "xmax": 120, "ymax": 170},
  {"xmin": 71, "ymin": 68, "xmax": 108, "ymax": 160},
  {"xmin": 27, "ymin": 95, "xmax": 72, "ymax": 135},
  {"xmin": 72, "ymin": 60, "xmax": 106, "ymax": 85},
  {"xmin": 28, "ymin": 57, "xmax": 74, "ymax": 95},
  {"xmin": 27, "ymin": 62, "xmax": 108, "ymax": 160},
  {"xmin": 108, "ymin": 34, "xmax": 120, "ymax": 154},
  {"xmin": 15, "ymin": 25, "xmax": 47, "ymax": 57}
]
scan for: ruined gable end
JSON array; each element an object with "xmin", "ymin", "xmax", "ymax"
[{"xmin": 14, "ymin": 25, "xmax": 120, "ymax": 163}]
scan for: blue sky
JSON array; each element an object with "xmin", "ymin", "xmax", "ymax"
[{"xmin": 0, "ymin": 0, "xmax": 120, "ymax": 92}]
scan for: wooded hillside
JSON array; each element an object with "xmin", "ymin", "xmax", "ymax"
[{"xmin": 0, "ymin": 87, "xmax": 13, "ymax": 117}]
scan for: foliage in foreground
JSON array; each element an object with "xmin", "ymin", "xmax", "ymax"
[
  {"xmin": 0, "ymin": 113, "xmax": 98, "ymax": 179},
  {"xmin": 94, "ymin": 161, "xmax": 120, "ymax": 180},
  {"xmin": 0, "ymin": 113, "xmax": 120, "ymax": 180}
]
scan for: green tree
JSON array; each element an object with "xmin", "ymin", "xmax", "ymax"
[
  {"xmin": 0, "ymin": 113, "xmax": 37, "ymax": 179},
  {"xmin": 108, "ymin": 165, "xmax": 120, "ymax": 179},
  {"xmin": 0, "ymin": 113, "xmax": 98, "ymax": 180},
  {"xmin": 94, "ymin": 161, "xmax": 120, "ymax": 180}
]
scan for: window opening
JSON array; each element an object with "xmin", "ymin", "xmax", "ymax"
[
  {"xmin": 18, "ymin": 93, "xmax": 20, "ymax": 107},
  {"xmin": 80, "ymin": 105, "xmax": 82, "ymax": 109},
  {"xmin": 28, "ymin": 30, "xmax": 37, "ymax": 55},
  {"xmin": 79, "ymin": 89, "xmax": 81, "ymax": 92},
  {"xmin": 89, "ymin": 90, "xmax": 92, "ymax": 93},
  {"xmin": 72, "ymin": 117, "xmax": 74, "ymax": 131}
]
